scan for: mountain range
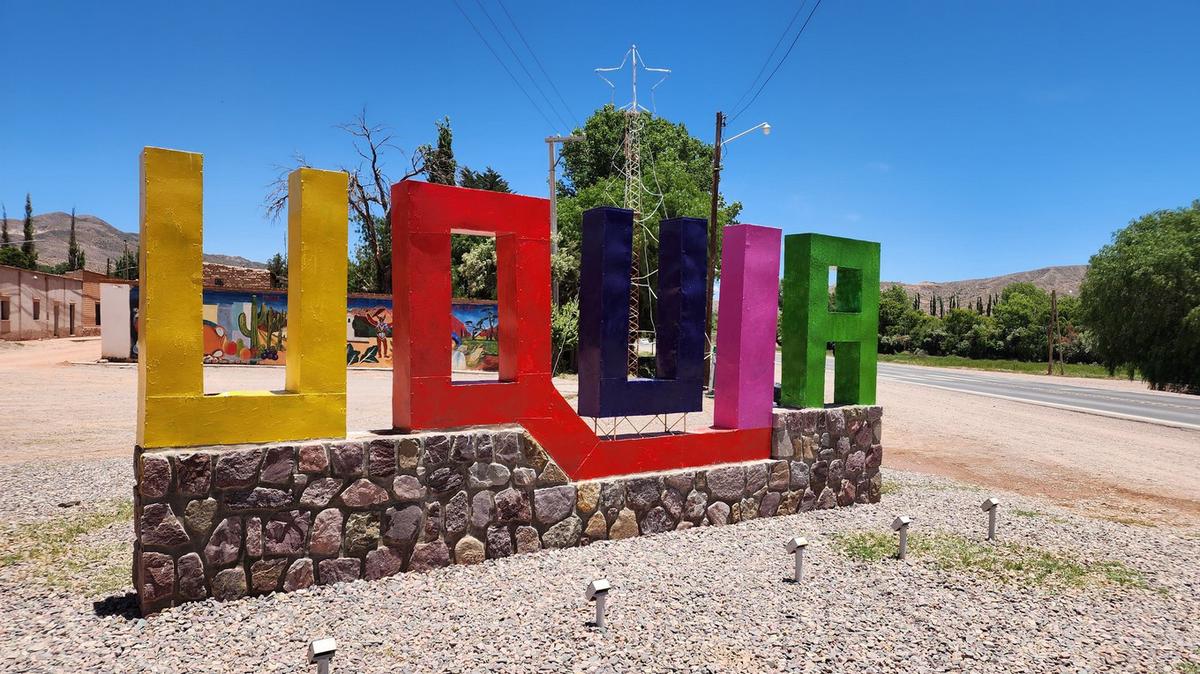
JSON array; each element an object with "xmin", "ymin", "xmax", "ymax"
[
  {"xmin": 0, "ymin": 212, "xmax": 265, "ymax": 272},
  {"xmin": 883, "ymin": 265, "xmax": 1088, "ymax": 301}
]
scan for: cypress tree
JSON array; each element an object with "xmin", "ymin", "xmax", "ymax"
[
  {"xmin": 913, "ymin": 292, "xmax": 920, "ymax": 311},
  {"xmin": 67, "ymin": 208, "xmax": 82, "ymax": 270},
  {"xmin": 114, "ymin": 243, "xmax": 138, "ymax": 280},
  {"xmin": 1, "ymin": 203, "xmax": 9, "ymax": 245},
  {"xmin": 21, "ymin": 193, "xmax": 37, "ymax": 268}
]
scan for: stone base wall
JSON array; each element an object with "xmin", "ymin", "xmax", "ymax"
[{"xmin": 134, "ymin": 406, "xmax": 882, "ymax": 614}]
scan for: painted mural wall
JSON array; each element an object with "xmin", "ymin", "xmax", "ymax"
[{"xmin": 126, "ymin": 287, "xmax": 498, "ymax": 371}]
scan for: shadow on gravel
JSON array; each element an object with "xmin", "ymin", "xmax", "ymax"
[{"xmin": 94, "ymin": 593, "xmax": 141, "ymax": 620}]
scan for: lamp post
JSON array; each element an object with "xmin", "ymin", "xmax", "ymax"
[{"xmin": 703, "ymin": 115, "xmax": 771, "ymax": 389}]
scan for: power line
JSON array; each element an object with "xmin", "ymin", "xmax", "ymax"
[
  {"xmin": 472, "ymin": 0, "xmax": 571, "ymax": 132},
  {"xmin": 451, "ymin": 0, "xmax": 560, "ymax": 132},
  {"xmin": 729, "ymin": 0, "xmax": 824, "ymax": 123},
  {"xmin": 495, "ymin": 0, "xmax": 581, "ymax": 129},
  {"xmin": 728, "ymin": 0, "xmax": 809, "ymax": 117}
]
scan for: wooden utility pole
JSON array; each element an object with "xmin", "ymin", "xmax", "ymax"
[
  {"xmin": 546, "ymin": 134, "xmax": 585, "ymax": 308},
  {"xmin": 703, "ymin": 111, "xmax": 725, "ymax": 389},
  {"xmin": 1047, "ymin": 289, "xmax": 1058, "ymax": 375}
]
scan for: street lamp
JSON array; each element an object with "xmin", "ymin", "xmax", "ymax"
[
  {"xmin": 704, "ymin": 114, "xmax": 772, "ymax": 389},
  {"xmin": 722, "ymin": 122, "xmax": 771, "ymax": 145}
]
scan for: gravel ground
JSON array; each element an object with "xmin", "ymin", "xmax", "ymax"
[
  {"xmin": 0, "ymin": 460, "xmax": 1196, "ymax": 673},
  {"xmin": 0, "ymin": 457, "xmax": 130, "ymax": 524}
]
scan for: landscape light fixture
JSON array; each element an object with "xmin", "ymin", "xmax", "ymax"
[
  {"xmin": 585, "ymin": 578, "xmax": 612, "ymax": 629},
  {"xmin": 307, "ymin": 637, "xmax": 336, "ymax": 674},
  {"xmin": 891, "ymin": 516, "xmax": 912, "ymax": 560},
  {"xmin": 785, "ymin": 536, "xmax": 809, "ymax": 583},
  {"xmin": 980, "ymin": 497, "xmax": 1000, "ymax": 541}
]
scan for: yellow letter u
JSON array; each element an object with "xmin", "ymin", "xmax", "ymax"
[{"xmin": 137, "ymin": 147, "xmax": 348, "ymax": 448}]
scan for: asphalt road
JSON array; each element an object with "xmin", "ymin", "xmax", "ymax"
[
  {"xmin": 770, "ymin": 352, "xmax": 1200, "ymax": 431},
  {"xmin": 873, "ymin": 361, "xmax": 1200, "ymax": 431}
]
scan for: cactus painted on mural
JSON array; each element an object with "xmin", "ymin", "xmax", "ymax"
[{"xmin": 237, "ymin": 296, "xmax": 286, "ymax": 359}]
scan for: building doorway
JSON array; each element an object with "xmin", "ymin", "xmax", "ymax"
[
  {"xmin": 69, "ymin": 304, "xmax": 76, "ymax": 336},
  {"xmin": 53, "ymin": 303, "xmax": 60, "ymax": 337}
]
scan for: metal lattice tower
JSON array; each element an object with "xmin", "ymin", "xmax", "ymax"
[
  {"xmin": 596, "ymin": 45, "xmax": 670, "ymax": 376},
  {"xmin": 623, "ymin": 109, "xmax": 643, "ymax": 375}
]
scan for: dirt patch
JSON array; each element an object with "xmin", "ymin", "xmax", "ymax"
[{"xmin": 881, "ymin": 378, "xmax": 1200, "ymax": 526}]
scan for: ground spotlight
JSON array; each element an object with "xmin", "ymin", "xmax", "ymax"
[
  {"xmin": 307, "ymin": 637, "xmax": 336, "ymax": 674},
  {"xmin": 891, "ymin": 515, "xmax": 912, "ymax": 560},
  {"xmin": 586, "ymin": 578, "xmax": 611, "ymax": 629},
  {"xmin": 980, "ymin": 497, "xmax": 1000, "ymax": 541},
  {"xmin": 785, "ymin": 536, "xmax": 809, "ymax": 583}
]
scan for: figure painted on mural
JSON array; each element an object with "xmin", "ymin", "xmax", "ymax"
[{"xmin": 368, "ymin": 307, "xmax": 391, "ymax": 359}]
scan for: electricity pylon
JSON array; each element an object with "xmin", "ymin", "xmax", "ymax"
[{"xmin": 596, "ymin": 44, "xmax": 670, "ymax": 377}]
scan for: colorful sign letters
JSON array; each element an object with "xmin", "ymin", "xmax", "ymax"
[{"xmin": 137, "ymin": 147, "xmax": 879, "ymax": 480}]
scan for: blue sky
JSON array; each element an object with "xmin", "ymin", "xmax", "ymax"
[{"xmin": 2, "ymin": 1, "xmax": 1198, "ymax": 282}]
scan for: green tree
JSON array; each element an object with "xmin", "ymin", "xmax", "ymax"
[
  {"xmin": 879, "ymin": 286, "xmax": 908, "ymax": 332},
  {"xmin": 459, "ymin": 166, "xmax": 510, "ymax": 192},
  {"xmin": 67, "ymin": 208, "xmax": 85, "ymax": 271},
  {"xmin": 878, "ymin": 285, "xmax": 913, "ymax": 353},
  {"xmin": 0, "ymin": 203, "xmax": 22, "ymax": 267},
  {"xmin": 113, "ymin": 243, "xmax": 138, "ymax": 280},
  {"xmin": 267, "ymin": 253, "xmax": 288, "ymax": 289},
  {"xmin": 942, "ymin": 308, "xmax": 1001, "ymax": 358},
  {"xmin": 993, "ymin": 283, "xmax": 1050, "ymax": 361},
  {"xmin": 20, "ymin": 194, "xmax": 37, "ymax": 269},
  {"xmin": 422, "ymin": 117, "xmax": 457, "ymax": 186},
  {"xmin": 1081, "ymin": 201, "xmax": 1200, "ymax": 392},
  {"xmin": 550, "ymin": 297, "xmax": 580, "ymax": 374},
  {"xmin": 348, "ymin": 214, "xmax": 388, "ymax": 293},
  {"xmin": 0, "ymin": 247, "xmax": 24, "ymax": 267}
]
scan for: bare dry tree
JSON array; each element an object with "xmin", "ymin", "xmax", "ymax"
[{"xmin": 265, "ymin": 109, "xmax": 426, "ymax": 291}]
